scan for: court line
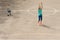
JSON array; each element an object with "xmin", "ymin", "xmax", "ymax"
[{"xmin": 12, "ymin": 7, "xmax": 59, "ymax": 17}]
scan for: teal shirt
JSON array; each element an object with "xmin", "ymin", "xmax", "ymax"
[{"xmin": 38, "ymin": 9, "xmax": 42, "ymax": 16}]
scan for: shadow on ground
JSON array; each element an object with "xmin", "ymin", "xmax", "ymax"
[{"xmin": 41, "ymin": 24, "xmax": 56, "ymax": 30}]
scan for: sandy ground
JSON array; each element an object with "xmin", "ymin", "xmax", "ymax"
[{"xmin": 0, "ymin": 0, "xmax": 60, "ymax": 40}]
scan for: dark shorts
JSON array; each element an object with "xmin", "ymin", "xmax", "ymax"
[
  {"xmin": 38, "ymin": 15, "xmax": 42, "ymax": 21},
  {"xmin": 8, "ymin": 10, "xmax": 11, "ymax": 13}
]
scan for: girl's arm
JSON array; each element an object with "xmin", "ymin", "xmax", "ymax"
[{"xmin": 41, "ymin": 2, "xmax": 43, "ymax": 9}]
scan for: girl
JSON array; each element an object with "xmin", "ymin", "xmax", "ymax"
[{"xmin": 38, "ymin": 2, "xmax": 43, "ymax": 25}]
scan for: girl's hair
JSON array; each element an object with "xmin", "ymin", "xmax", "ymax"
[{"xmin": 38, "ymin": 7, "xmax": 42, "ymax": 9}]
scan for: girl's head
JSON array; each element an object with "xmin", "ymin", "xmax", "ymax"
[
  {"xmin": 38, "ymin": 5, "xmax": 41, "ymax": 9},
  {"xmin": 38, "ymin": 6, "xmax": 41, "ymax": 9}
]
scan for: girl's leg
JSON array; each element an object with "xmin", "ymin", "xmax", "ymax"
[
  {"xmin": 38, "ymin": 15, "xmax": 43, "ymax": 25},
  {"xmin": 38, "ymin": 16, "xmax": 41, "ymax": 25},
  {"xmin": 41, "ymin": 15, "xmax": 42, "ymax": 24},
  {"xmin": 7, "ymin": 13, "xmax": 9, "ymax": 16}
]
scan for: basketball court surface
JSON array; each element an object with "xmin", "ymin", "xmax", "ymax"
[{"xmin": 0, "ymin": 0, "xmax": 60, "ymax": 40}]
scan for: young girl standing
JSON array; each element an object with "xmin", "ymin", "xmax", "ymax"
[{"xmin": 38, "ymin": 2, "xmax": 43, "ymax": 25}]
